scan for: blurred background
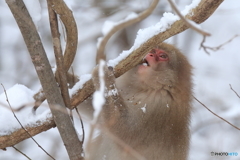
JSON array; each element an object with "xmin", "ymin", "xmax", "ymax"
[{"xmin": 0, "ymin": 0, "xmax": 240, "ymax": 159}]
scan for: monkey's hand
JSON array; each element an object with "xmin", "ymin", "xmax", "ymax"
[{"xmin": 92, "ymin": 64, "xmax": 127, "ymax": 126}]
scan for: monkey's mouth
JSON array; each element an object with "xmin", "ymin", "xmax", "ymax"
[{"xmin": 142, "ymin": 59, "xmax": 149, "ymax": 66}]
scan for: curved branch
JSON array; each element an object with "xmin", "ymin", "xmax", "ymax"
[
  {"xmin": 50, "ymin": 0, "xmax": 78, "ymax": 71},
  {"xmin": 33, "ymin": 0, "xmax": 79, "ymax": 111},
  {"xmin": 96, "ymin": 0, "xmax": 160, "ymax": 63},
  {"xmin": 47, "ymin": 0, "xmax": 71, "ymax": 109}
]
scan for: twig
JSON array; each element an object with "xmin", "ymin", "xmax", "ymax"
[
  {"xmin": 1, "ymin": 84, "xmax": 55, "ymax": 159},
  {"xmin": 96, "ymin": 0, "xmax": 160, "ymax": 63},
  {"xmin": 200, "ymin": 34, "xmax": 239, "ymax": 54},
  {"xmin": 194, "ymin": 96, "xmax": 240, "ymax": 131},
  {"xmin": 168, "ymin": 0, "xmax": 211, "ymax": 36},
  {"xmin": 12, "ymin": 146, "xmax": 31, "ymax": 160},
  {"xmin": 229, "ymin": 84, "xmax": 240, "ymax": 99},
  {"xmin": 75, "ymin": 108, "xmax": 85, "ymax": 144}
]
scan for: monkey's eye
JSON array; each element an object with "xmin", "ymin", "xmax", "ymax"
[
  {"xmin": 160, "ymin": 55, "xmax": 167, "ymax": 58},
  {"xmin": 159, "ymin": 53, "xmax": 169, "ymax": 61}
]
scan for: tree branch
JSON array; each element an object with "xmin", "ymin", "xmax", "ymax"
[
  {"xmin": 50, "ymin": 0, "xmax": 78, "ymax": 71},
  {"xmin": 194, "ymin": 96, "xmax": 240, "ymax": 131},
  {"xmin": 70, "ymin": 0, "xmax": 224, "ymax": 108},
  {"xmin": 0, "ymin": 116, "xmax": 55, "ymax": 149},
  {"xmin": 5, "ymin": 0, "xmax": 83, "ymax": 159},
  {"xmin": 167, "ymin": 0, "xmax": 210, "ymax": 36},
  {"xmin": 47, "ymin": 0, "xmax": 71, "ymax": 109}
]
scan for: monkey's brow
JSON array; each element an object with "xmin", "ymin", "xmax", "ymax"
[{"xmin": 150, "ymin": 49, "xmax": 156, "ymax": 53}]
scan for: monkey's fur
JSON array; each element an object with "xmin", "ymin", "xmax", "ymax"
[{"xmin": 84, "ymin": 43, "xmax": 192, "ymax": 160}]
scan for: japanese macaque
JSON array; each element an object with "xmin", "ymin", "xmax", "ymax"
[{"xmin": 84, "ymin": 43, "xmax": 192, "ymax": 160}]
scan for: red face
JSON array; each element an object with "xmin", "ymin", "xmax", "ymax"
[{"xmin": 138, "ymin": 48, "xmax": 169, "ymax": 73}]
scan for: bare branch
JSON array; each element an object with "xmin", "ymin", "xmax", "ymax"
[
  {"xmin": 47, "ymin": 0, "xmax": 71, "ymax": 109},
  {"xmin": 75, "ymin": 108, "xmax": 85, "ymax": 143},
  {"xmin": 71, "ymin": 0, "xmax": 224, "ymax": 108},
  {"xmin": 5, "ymin": 0, "xmax": 83, "ymax": 159},
  {"xmin": 229, "ymin": 84, "xmax": 240, "ymax": 99},
  {"xmin": 200, "ymin": 34, "xmax": 239, "ymax": 54},
  {"xmin": 194, "ymin": 96, "xmax": 240, "ymax": 131},
  {"xmin": 33, "ymin": 0, "xmax": 79, "ymax": 111},
  {"xmin": 168, "ymin": 0, "xmax": 210, "ymax": 36},
  {"xmin": 50, "ymin": 0, "xmax": 78, "ymax": 72},
  {"xmin": 96, "ymin": 0, "xmax": 160, "ymax": 63},
  {"xmin": 12, "ymin": 146, "xmax": 31, "ymax": 160}
]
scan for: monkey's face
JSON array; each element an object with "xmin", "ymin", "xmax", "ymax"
[
  {"xmin": 136, "ymin": 48, "xmax": 177, "ymax": 89},
  {"xmin": 141, "ymin": 48, "xmax": 169, "ymax": 71},
  {"xmin": 138, "ymin": 48, "xmax": 172, "ymax": 75}
]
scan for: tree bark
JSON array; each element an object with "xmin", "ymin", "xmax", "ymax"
[{"xmin": 5, "ymin": 0, "xmax": 83, "ymax": 159}]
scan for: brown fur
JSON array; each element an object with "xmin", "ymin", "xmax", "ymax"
[{"xmin": 87, "ymin": 43, "xmax": 192, "ymax": 160}]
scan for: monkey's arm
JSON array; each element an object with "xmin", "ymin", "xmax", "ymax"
[{"xmin": 92, "ymin": 65, "xmax": 128, "ymax": 126}]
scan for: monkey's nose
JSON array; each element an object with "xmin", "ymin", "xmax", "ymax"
[
  {"xmin": 146, "ymin": 53, "xmax": 158, "ymax": 61},
  {"xmin": 148, "ymin": 53, "xmax": 154, "ymax": 57}
]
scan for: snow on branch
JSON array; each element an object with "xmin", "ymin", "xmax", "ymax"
[
  {"xmin": 71, "ymin": 0, "xmax": 224, "ymax": 107},
  {"xmin": 96, "ymin": 0, "xmax": 160, "ymax": 63}
]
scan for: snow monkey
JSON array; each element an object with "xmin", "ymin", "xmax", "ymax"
[{"xmin": 84, "ymin": 43, "xmax": 192, "ymax": 160}]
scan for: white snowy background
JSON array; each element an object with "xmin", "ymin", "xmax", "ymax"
[{"xmin": 0, "ymin": 0, "xmax": 240, "ymax": 160}]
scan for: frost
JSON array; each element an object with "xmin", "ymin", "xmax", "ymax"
[
  {"xmin": 167, "ymin": 104, "xmax": 169, "ymax": 108},
  {"xmin": 92, "ymin": 60, "xmax": 106, "ymax": 121},
  {"xmin": 69, "ymin": 74, "xmax": 92, "ymax": 97},
  {"xmin": 106, "ymin": 87, "xmax": 118, "ymax": 97},
  {"xmin": 108, "ymin": 12, "xmax": 179, "ymax": 67},
  {"xmin": 141, "ymin": 104, "xmax": 147, "ymax": 113},
  {"xmin": 181, "ymin": 0, "xmax": 201, "ymax": 16},
  {"xmin": 0, "ymin": 84, "xmax": 51, "ymax": 136}
]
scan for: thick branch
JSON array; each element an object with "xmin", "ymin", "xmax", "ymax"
[
  {"xmin": 71, "ymin": 0, "xmax": 224, "ymax": 108},
  {"xmin": 5, "ymin": 0, "xmax": 83, "ymax": 159},
  {"xmin": 0, "ymin": 117, "xmax": 55, "ymax": 149}
]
